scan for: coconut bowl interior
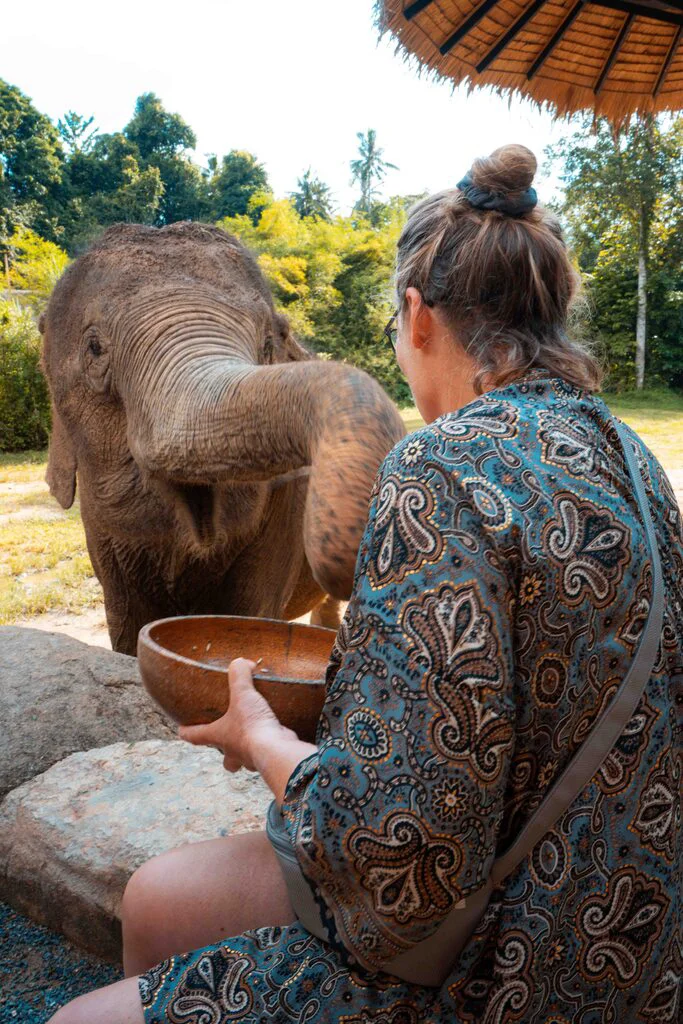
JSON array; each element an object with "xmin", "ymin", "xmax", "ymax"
[{"xmin": 137, "ymin": 615, "xmax": 336, "ymax": 742}]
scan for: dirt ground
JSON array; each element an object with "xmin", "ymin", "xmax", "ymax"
[
  {"xmin": 0, "ymin": 902, "xmax": 121, "ymax": 1022},
  {"xmin": 9, "ymin": 468, "xmax": 683, "ymax": 650},
  {"xmin": 15, "ymin": 606, "xmax": 112, "ymax": 648}
]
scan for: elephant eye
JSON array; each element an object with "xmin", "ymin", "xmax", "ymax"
[{"xmin": 83, "ymin": 329, "xmax": 111, "ymax": 395}]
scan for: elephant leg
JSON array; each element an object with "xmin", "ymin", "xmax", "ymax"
[
  {"xmin": 310, "ymin": 594, "xmax": 342, "ymax": 629},
  {"xmin": 282, "ymin": 554, "xmax": 326, "ymax": 621},
  {"xmin": 104, "ymin": 583, "xmax": 164, "ymax": 656},
  {"xmin": 91, "ymin": 542, "xmax": 174, "ymax": 655}
]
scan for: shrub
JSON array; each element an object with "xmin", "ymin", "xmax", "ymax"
[
  {"xmin": 0, "ymin": 300, "xmax": 51, "ymax": 451},
  {"xmin": 6, "ymin": 227, "xmax": 69, "ymax": 304}
]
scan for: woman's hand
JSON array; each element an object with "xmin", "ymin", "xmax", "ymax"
[{"xmin": 179, "ymin": 658, "xmax": 298, "ymax": 772}]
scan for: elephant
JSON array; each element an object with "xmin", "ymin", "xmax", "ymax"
[{"xmin": 40, "ymin": 222, "xmax": 405, "ymax": 655}]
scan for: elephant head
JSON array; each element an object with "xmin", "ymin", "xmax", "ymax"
[{"xmin": 40, "ymin": 222, "xmax": 404, "ymax": 613}]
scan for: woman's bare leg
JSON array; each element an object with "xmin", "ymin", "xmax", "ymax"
[
  {"xmin": 122, "ymin": 829, "xmax": 295, "ymax": 977},
  {"xmin": 47, "ymin": 977, "xmax": 144, "ymax": 1024}
]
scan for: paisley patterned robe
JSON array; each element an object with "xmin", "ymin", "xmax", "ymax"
[{"xmin": 140, "ymin": 376, "xmax": 682, "ymax": 1024}]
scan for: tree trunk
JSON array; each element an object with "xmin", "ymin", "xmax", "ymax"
[
  {"xmin": 635, "ymin": 217, "xmax": 647, "ymax": 391},
  {"xmin": 3, "ymin": 250, "xmax": 10, "ymax": 291}
]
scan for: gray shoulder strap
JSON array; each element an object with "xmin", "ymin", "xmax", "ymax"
[{"xmin": 492, "ymin": 418, "xmax": 664, "ymax": 884}]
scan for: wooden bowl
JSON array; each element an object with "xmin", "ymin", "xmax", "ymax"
[{"xmin": 137, "ymin": 615, "xmax": 335, "ymax": 742}]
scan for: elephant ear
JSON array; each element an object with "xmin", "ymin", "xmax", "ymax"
[
  {"xmin": 46, "ymin": 403, "xmax": 77, "ymax": 509},
  {"xmin": 275, "ymin": 313, "xmax": 312, "ymax": 363}
]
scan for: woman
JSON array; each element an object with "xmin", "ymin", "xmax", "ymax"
[{"xmin": 51, "ymin": 145, "xmax": 682, "ymax": 1024}]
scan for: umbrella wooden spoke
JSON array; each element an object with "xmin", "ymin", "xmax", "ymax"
[
  {"xmin": 527, "ymin": 0, "xmax": 585, "ymax": 79},
  {"xmin": 380, "ymin": 0, "xmax": 683, "ymax": 119}
]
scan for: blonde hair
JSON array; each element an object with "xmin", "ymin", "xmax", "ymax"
[{"xmin": 395, "ymin": 144, "xmax": 602, "ymax": 393}]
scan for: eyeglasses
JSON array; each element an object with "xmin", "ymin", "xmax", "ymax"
[{"xmin": 383, "ymin": 310, "xmax": 399, "ymax": 349}]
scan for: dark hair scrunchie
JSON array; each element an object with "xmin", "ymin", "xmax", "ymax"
[{"xmin": 456, "ymin": 173, "xmax": 537, "ymax": 217}]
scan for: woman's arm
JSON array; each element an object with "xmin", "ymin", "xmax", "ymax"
[
  {"xmin": 279, "ymin": 428, "xmax": 517, "ymax": 972},
  {"xmin": 250, "ymin": 729, "xmax": 317, "ymax": 806}
]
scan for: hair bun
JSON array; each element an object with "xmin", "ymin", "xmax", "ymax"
[{"xmin": 469, "ymin": 144, "xmax": 537, "ymax": 196}]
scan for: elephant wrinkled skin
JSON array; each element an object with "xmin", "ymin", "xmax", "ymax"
[{"xmin": 40, "ymin": 223, "xmax": 405, "ymax": 654}]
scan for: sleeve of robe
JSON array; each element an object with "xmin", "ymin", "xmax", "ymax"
[{"xmin": 280, "ymin": 424, "xmax": 517, "ymax": 973}]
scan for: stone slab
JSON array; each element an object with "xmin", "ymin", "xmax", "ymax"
[
  {"xmin": 0, "ymin": 626, "xmax": 175, "ymax": 799},
  {"xmin": 0, "ymin": 740, "xmax": 272, "ymax": 961}
]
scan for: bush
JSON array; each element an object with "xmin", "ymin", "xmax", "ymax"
[
  {"xmin": 6, "ymin": 227, "xmax": 69, "ymax": 303},
  {"xmin": 0, "ymin": 300, "xmax": 51, "ymax": 451}
]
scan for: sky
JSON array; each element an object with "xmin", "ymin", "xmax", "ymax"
[{"xmin": 3, "ymin": 0, "xmax": 572, "ymax": 213}]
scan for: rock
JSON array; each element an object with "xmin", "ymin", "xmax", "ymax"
[
  {"xmin": 0, "ymin": 740, "xmax": 273, "ymax": 961},
  {"xmin": 0, "ymin": 626, "xmax": 175, "ymax": 799}
]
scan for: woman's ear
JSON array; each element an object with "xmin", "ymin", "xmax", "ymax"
[
  {"xmin": 46, "ymin": 403, "xmax": 77, "ymax": 509},
  {"xmin": 403, "ymin": 287, "xmax": 434, "ymax": 351}
]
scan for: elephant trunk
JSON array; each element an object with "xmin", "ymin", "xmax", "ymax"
[{"xmin": 128, "ymin": 357, "xmax": 405, "ymax": 598}]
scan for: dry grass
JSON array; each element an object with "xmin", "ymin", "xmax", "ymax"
[
  {"xmin": 607, "ymin": 393, "xmax": 683, "ymax": 468},
  {"xmin": 1, "ymin": 390, "xmax": 680, "ymax": 626},
  {"xmin": 0, "ymin": 478, "xmax": 102, "ymax": 624},
  {"xmin": 0, "ymin": 450, "xmax": 48, "ymax": 485}
]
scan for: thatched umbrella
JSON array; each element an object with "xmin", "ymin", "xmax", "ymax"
[{"xmin": 378, "ymin": 0, "xmax": 683, "ymax": 121}]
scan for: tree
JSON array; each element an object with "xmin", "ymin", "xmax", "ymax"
[
  {"xmin": 57, "ymin": 111, "xmax": 98, "ymax": 154},
  {"xmin": 291, "ymin": 169, "xmax": 334, "ymax": 220},
  {"xmin": 95, "ymin": 157, "xmax": 164, "ymax": 225},
  {"xmin": 548, "ymin": 115, "xmax": 683, "ymax": 389},
  {"xmin": 350, "ymin": 130, "xmax": 397, "ymax": 222},
  {"xmin": 122, "ymin": 94, "xmax": 207, "ymax": 224},
  {"xmin": 124, "ymin": 93, "xmax": 196, "ymax": 159},
  {"xmin": 0, "ymin": 79, "xmax": 64, "ymax": 242},
  {"xmin": 152, "ymin": 154, "xmax": 207, "ymax": 224},
  {"xmin": 207, "ymin": 151, "xmax": 270, "ymax": 221},
  {"xmin": 60, "ymin": 133, "xmax": 162, "ymax": 249},
  {"xmin": 67, "ymin": 132, "xmax": 138, "ymax": 196}
]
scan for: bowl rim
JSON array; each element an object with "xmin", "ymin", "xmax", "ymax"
[{"xmin": 137, "ymin": 614, "xmax": 336, "ymax": 686}]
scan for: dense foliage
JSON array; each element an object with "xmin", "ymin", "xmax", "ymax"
[
  {"xmin": 1, "ymin": 81, "xmax": 681, "ymax": 450},
  {"xmin": 0, "ymin": 299, "xmax": 50, "ymax": 450},
  {"xmin": 548, "ymin": 116, "xmax": 683, "ymax": 390},
  {"xmin": 218, "ymin": 194, "xmax": 411, "ymax": 403},
  {"xmin": 4, "ymin": 226, "xmax": 69, "ymax": 304},
  {"xmin": 0, "ymin": 84, "xmax": 274, "ymax": 253}
]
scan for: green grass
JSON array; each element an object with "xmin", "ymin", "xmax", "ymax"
[
  {"xmin": 0, "ymin": 449, "xmax": 49, "ymax": 484},
  {"xmin": 603, "ymin": 388, "xmax": 683, "ymax": 412},
  {"xmin": 0, "ymin": 559, "xmax": 102, "ymax": 624},
  {"xmin": 1, "ymin": 513, "xmax": 90, "ymax": 577}
]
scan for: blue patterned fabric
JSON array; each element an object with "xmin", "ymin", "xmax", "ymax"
[{"xmin": 140, "ymin": 375, "xmax": 682, "ymax": 1024}]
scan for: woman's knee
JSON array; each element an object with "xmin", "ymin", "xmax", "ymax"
[
  {"xmin": 46, "ymin": 978, "xmax": 145, "ymax": 1024},
  {"xmin": 47, "ymin": 1007, "xmax": 75, "ymax": 1024},
  {"xmin": 122, "ymin": 851, "xmax": 171, "ymax": 928},
  {"xmin": 121, "ymin": 849, "xmax": 182, "ymax": 966},
  {"xmin": 47, "ymin": 994, "xmax": 100, "ymax": 1024},
  {"xmin": 47, "ymin": 999, "xmax": 95, "ymax": 1024}
]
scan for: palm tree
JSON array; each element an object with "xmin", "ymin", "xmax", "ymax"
[
  {"xmin": 350, "ymin": 130, "xmax": 398, "ymax": 219},
  {"xmin": 291, "ymin": 169, "xmax": 334, "ymax": 220}
]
